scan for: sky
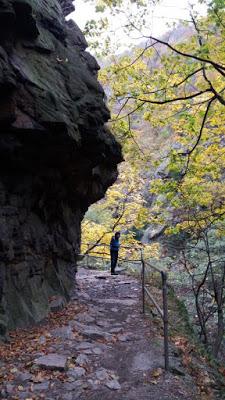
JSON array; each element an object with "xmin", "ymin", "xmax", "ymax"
[{"xmin": 68, "ymin": 0, "xmax": 207, "ymax": 52}]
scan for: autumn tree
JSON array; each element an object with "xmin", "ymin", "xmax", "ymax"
[{"xmin": 82, "ymin": 0, "xmax": 225, "ymax": 354}]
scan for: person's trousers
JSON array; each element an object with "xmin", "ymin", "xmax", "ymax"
[{"xmin": 110, "ymin": 250, "xmax": 118, "ymax": 273}]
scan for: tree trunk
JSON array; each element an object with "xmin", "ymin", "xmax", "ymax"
[{"xmin": 213, "ymin": 307, "xmax": 224, "ymax": 357}]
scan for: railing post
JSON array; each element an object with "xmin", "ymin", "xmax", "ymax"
[
  {"xmin": 141, "ymin": 251, "xmax": 145, "ymax": 314},
  {"xmin": 162, "ymin": 271, "xmax": 169, "ymax": 371}
]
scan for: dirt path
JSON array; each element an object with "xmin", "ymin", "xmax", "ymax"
[{"xmin": 0, "ymin": 268, "xmax": 200, "ymax": 400}]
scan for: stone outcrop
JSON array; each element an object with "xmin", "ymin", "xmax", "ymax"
[{"xmin": 0, "ymin": 0, "xmax": 122, "ymax": 337}]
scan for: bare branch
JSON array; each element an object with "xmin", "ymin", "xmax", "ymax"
[
  {"xmin": 181, "ymin": 95, "xmax": 215, "ymax": 157},
  {"xmin": 83, "ymin": 188, "xmax": 134, "ymax": 255},
  {"xmin": 111, "ymin": 41, "xmax": 157, "ymax": 76},
  {"xmin": 127, "ymin": 89, "xmax": 212, "ymax": 105},
  {"xmin": 148, "ymin": 35, "xmax": 225, "ymax": 77},
  {"xmin": 110, "ymin": 101, "xmax": 145, "ymax": 122},
  {"xmin": 190, "ymin": 12, "xmax": 225, "ymax": 106}
]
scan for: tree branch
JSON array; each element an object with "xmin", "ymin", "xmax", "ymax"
[
  {"xmin": 111, "ymin": 41, "xmax": 157, "ymax": 75},
  {"xmin": 190, "ymin": 12, "xmax": 225, "ymax": 106},
  {"xmin": 127, "ymin": 89, "xmax": 212, "ymax": 105},
  {"xmin": 180, "ymin": 95, "xmax": 215, "ymax": 157},
  {"xmin": 148, "ymin": 36, "xmax": 225, "ymax": 77}
]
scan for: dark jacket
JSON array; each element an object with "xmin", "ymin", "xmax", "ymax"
[{"xmin": 110, "ymin": 236, "xmax": 120, "ymax": 251}]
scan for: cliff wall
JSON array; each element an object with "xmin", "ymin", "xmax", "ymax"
[{"xmin": 0, "ymin": 0, "xmax": 122, "ymax": 337}]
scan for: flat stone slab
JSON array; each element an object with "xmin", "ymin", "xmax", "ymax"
[
  {"xmin": 96, "ymin": 320, "xmax": 111, "ymax": 328},
  {"xmin": 109, "ymin": 327, "xmax": 123, "ymax": 334},
  {"xmin": 16, "ymin": 371, "xmax": 32, "ymax": 382},
  {"xmin": 34, "ymin": 354, "xmax": 68, "ymax": 371},
  {"xmin": 52, "ymin": 326, "xmax": 74, "ymax": 340},
  {"xmin": 33, "ymin": 382, "xmax": 49, "ymax": 391},
  {"xmin": 83, "ymin": 326, "xmax": 112, "ymax": 341},
  {"xmin": 95, "ymin": 298, "xmax": 138, "ymax": 306},
  {"xmin": 5, "ymin": 384, "xmax": 14, "ymax": 395},
  {"xmin": 49, "ymin": 296, "xmax": 66, "ymax": 312},
  {"xmin": 125, "ymin": 293, "xmax": 139, "ymax": 298},
  {"xmin": 76, "ymin": 312, "xmax": 95, "ymax": 323},
  {"xmin": 95, "ymin": 368, "xmax": 110, "ymax": 381},
  {"xmin": 117, "ymin": 333, "xmax": 133, "ymax": 342},
  {"xmin": 76, "ymin": 354, "xmax": 89, "ymax": 366},
  {"xmin": 80, "ymin": 292, "xmax": 91, "ymax": 301},
  {"xmin": 132, "ymin": 352, "xmax": 155, "ymax": 371},
  {"xmin": 105, "ymin": 379, "xmax": 121, "ymax": 390},
  {"xmin": 68, "ymin": 367, "xmax": 86, "ymax": 378},
  {"xmin": 73, "ymin": 323, "xmax": 112, "ymax": 341},
  {"xmin": 75, "ymin": 341, "xmax": 94, "ymax": 350},
  {"xmin": 94, "ymin": 369, "xmax": 121, "ymax": 390},
  {"xmin": 111, "ymin": 307, "xmax": 119, "ymax": 312},
  {"xmin": 95, "ymin": 276, "xmax": 107, "ymax": 280}
]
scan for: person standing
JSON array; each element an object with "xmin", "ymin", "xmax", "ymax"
[{"xmin": 110, "ymin": 232, "xmax": 120, "ymax": 275}]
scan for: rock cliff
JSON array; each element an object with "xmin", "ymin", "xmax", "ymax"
[{"xmin": 0, "ymin": 0, "xmax": 122, "ymax": 337}]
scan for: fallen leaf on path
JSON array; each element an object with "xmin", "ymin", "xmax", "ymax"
[
  {"xmin": 31, "ymin": 372, "xmax": 45, "ymax": 383},
  {"xmin": 150, "ymin": 379, "xmax": 158, "ymax": 384},
  {"xmin": 10, "ymin": 367, "xmax": 18, "ymax": 373},
  {"xmin": 152, "ymin": 368, "xmax": 163, "ymax": 378},
  {"xmin": 218, "ymin": 366, "xmax": 225, "ymax": 377}
]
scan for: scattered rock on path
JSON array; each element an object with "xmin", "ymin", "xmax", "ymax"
[
  {"xmin": 52, "ymin": 326, "xmax": 74, "ymax": 340},
  {"xmin": 95, "ymin": 276, "xmax": 107, "ymax": 280},
  {"xmin": 95, "ymin": 368, "xmax": 110, "ymax": 381},
  {"xmin": 49, "ymin": 296, "xmax": 66, "ymax": 312},
  {"xmin": 38, "ymin": 335, "xmax": 47, "ymax": 345},
  {"xmin": 118, "ymin": 333, "xmax": 133, "ymax": 342},
  {"xmin": 92, "ymin": 347, "xmax": 103, "ymax": 355},
  {"xmin": 34, "ymin": 354, "xmax": 68, "ymax": 371},
  {"xmin": 5, "ymin": 384, "xmax": 14, "ymax": 395},
  {"xmin": 33, "ymin": 382, "xmax": 49, "ymax": 391},
  {"xmin": 75, "ymin": 324, "xmax": 113, "ymax": 341},
  {"xmin": 16, "ymin": 371, "xmax": 32, "ymax": 382},
  {"xmin": 76, "ymin": 354, "xmax": 89, "ymax": 366},
  {"xmin": 132, "ymin": 352, "xmax": 156, "ymax": 371},
  {"xmin": 111, "ymin": 307, "xmax": 119, "ymax": 312},
  {"xmin": 76, "ymin": 313, "xmax": 95, "ymax": 323},
  {"xmin": 96, "ymin": 319, "xmax": 111, "ymax": 328},
  {"xmin": 68, "ymin": 367, "xmax": 86, "ymax": 378},
  {"xmin": 95, "ymin": 369, "xmax": 121, "ymax": 390},
  {"xmin": 75, "ymin": 341, "xmax": 93, "ymax": 350},
  {"xmin": 110, "ymin": 327, "xmax": 123, "ymax": 333},
  {"xmin": 62, "ymin": 394, "xmax": 73, "ymax": 400},
  {"xmin": 96, "ymin": 298, "xmax": 138, "ymax": 306},
  {"xmin": 105, "ymin": 379, "xmax": 121, "ymax": 390}
]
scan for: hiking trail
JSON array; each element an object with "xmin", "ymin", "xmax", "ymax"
[{"xmin": 0, "ymin": 268, "xmax": 199, "ymax": 400}]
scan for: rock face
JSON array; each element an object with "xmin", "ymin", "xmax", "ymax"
[{"xmin": 0, "ymin": 0, "xmax": 122, "ymax": 337}]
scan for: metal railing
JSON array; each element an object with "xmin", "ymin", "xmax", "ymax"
[
  {"xmin": 141, "ymin": 253, "xmax": 169, "ymax": 371},
  {"xmin": 78, "ymin": 243, "xmax": 142, "ymax": 271},
  {"xmin": 77, "ymin": 252, "xmax": 141, "ymax": 272}
]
